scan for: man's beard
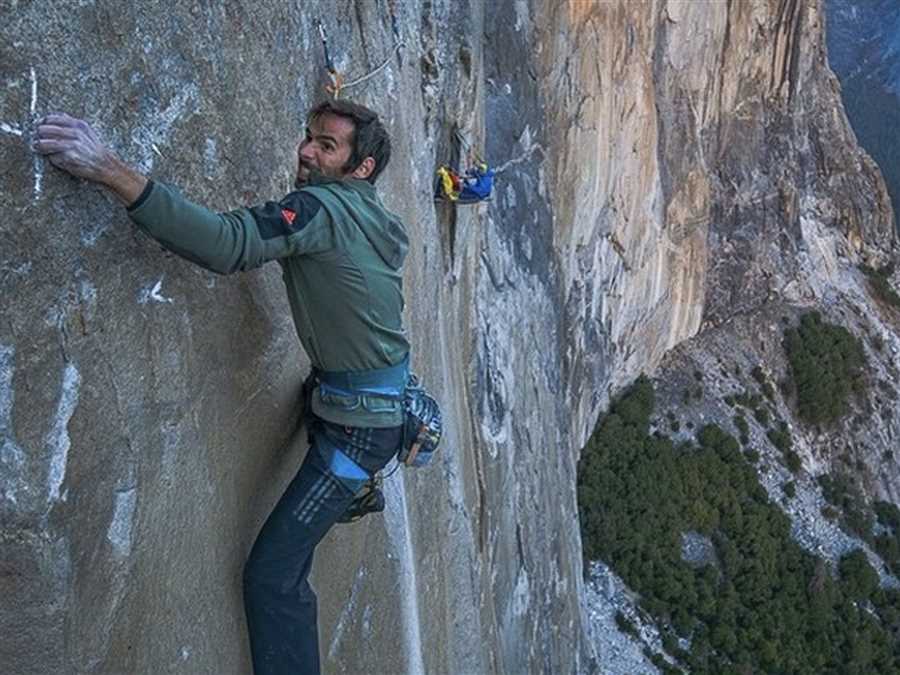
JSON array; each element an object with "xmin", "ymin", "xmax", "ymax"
[
  {"xmin": 295, "ymin": 161, "xmax": 314, "ymax": 188},
  {"xmin": 294, "ymin": 162, "xmax": 350, "ymax": 189}
]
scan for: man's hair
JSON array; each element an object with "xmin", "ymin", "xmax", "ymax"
[{"xmin": 307, "ymin": 100, "xmax": 391, "ymax": 184}]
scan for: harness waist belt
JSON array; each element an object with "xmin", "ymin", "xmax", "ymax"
[{"xmin": 314, "ymin": 353, "xmax": 410, "ymax": 400}]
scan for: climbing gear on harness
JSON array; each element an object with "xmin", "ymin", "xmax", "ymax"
[
  {"xmin": 315, "ymin": 18, "xmax": 404, "ymax": 99},
  {"xmin": 311, "ymin": 357, "xmax": 442, "ymax": 468},
  {"xmin": 398, "ymin": 374, "xmax": 443, "ymax": 467},
  {"xmin": 337, "ymin": 476, "xmax": 386, "ymax": 523},
  {"xmin": 301, "ymin": 357, "xmax": 443, "ymax": 522}
]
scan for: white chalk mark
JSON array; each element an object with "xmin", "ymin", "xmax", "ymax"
[
  {"xmin": 106, "ymin": 488, "xmax": 137, "ymax": 556},
  {"xmin": 327, "ymin": 566, "xmax": 368, "ymax": 660},
  {"xmin": 203, "ymin": 138, "xmax": 219, "ymax": 178},
  {"xmin": 149, "ymin": 280, "xmax": 172, "ymax": 303},
  {"xmin": 0, "ymin": 345, "xmax": 16, "ymax": 430},
  {"xmin": 46, "ymin": 362, "xmax": 81, "ymax": 502},
  {"xmin": 131, "ymin": 84, "xmax": 199, "ymax": 172},
  {"xmin": 0, "ymin": 122, "xmax": 23, "ymax": 136},
  {"xmin": 33, "ymin": 156, "xmax": 43, "ymax": 198},
  {"xmin": 0, "ymin": 345, "xmax": 27, "ymax": 506},
  {"xmin": 30, "ymin": 68, "xmax": 43, "ymax": 199},
  {"xmin": 1, "ymin": 69, "xmax": 42, "ymax": 197},
  {"xmin": 383, "ymin": 475, "xmax": 425, "ymax": 675},
  {"xmin": 29, "ymin": 67, "xmax": 37, "ymax": 114},
  {"xmin": 138, "ymin": 277, "xmax": 174, "ymax": 304}
]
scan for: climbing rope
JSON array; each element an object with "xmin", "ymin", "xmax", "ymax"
[
  {"xmin": 341, "ymin": 43, "xmax": 404, "ymax": 92},
  {"xmin": 381, "ymin": 460, "xmax": 402, "ymax": 480}
]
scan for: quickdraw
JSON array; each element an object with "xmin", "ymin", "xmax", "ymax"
[
  {"xmin": 315, "ymin": 18, "xmax": 404, "ymax": 99},
  {"xmin": 315, "ymin": 19, "xmax": 343, "ymax": 97}
]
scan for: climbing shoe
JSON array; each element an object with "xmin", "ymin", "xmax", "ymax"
[{"xmin": 337, "ymin": 479, "xmax": 385, "ymax": 524}]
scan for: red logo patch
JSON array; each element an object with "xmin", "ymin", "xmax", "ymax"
[{"xmin": 281, "ymin": 208, "xmax": 296, "ymax": 225}]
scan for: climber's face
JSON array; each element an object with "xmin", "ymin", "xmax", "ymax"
[
  {"xmin": 296, "ymin": 112, "xmax": 376, "ymax": 187},
  {"xmin": 296, "ymin": 113, "xmax": 355, "ymax": 186}
]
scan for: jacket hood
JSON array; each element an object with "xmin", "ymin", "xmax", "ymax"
[{"xmin": 304, "ymin": 174, "xmax": 409, "ymax": 270}]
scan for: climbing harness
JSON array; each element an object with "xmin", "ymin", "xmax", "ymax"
[
  {"xmin": 333, "ymin": 371, "xmax": 443, "ymax": 524},
  {"xmin": 335, "ymin": 372, "xmax": 442, "ymax": 523},
  {"xmin": 301, "ymin": 357, "xmax": 444, "ymax": 524},
  {"xmin": 315, "ymin": 18, "xmax": 404, "ymax": 99}
]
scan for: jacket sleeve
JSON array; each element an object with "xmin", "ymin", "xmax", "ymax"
[{"xmin": 127, "ymin": 181, "xmax": 333, "ymax": 274}]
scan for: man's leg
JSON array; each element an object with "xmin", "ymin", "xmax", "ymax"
[{"xmin": 242, "ymin": 421, "xmax": 400, "ymax": 675}]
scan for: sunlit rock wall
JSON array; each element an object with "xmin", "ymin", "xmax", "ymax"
[
  {"xmin": 540, "ymin": 0, "xmax": 895, "ymax": 448},
  {"xmin": 1, "ymin": 1, "xmax": 894, "ymax": 673}
]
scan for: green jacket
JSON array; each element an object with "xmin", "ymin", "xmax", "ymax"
[{"xmin": 127, "ymin": 175, "xmax": 411, "ymax": 428}]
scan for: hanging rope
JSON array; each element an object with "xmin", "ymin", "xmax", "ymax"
[
  {"xmin": 341, "ymin": 43, "xmax": 404, "ymax": 92},
  {"xmin": 388, "ymin": 0, "xmax": 404, "ymax": 67}
]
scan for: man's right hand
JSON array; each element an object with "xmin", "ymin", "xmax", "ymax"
[
  {"xmin": 34, "ymin": 113, "xmax": 117, "ymax": 182},
  {"xmin": 34, "ymin": 113, "xmax": 148, "ymax": 206}
]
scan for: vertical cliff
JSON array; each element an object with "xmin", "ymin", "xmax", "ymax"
[
  {"xmin": 826, "ymin": 0, "xmax": 900, "ymax": 228},
  {"xmin": 1, "ymin": 1, "xmax": 897, "ymax": 673}
]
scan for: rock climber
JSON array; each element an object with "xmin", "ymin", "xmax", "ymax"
[
  {"xmin": 34, "ymin": 99, "xmax": 411, "ymax": 675},
  {"xmin": 435, "ymin": 162, "xmax": 495, "ymax": 203}
]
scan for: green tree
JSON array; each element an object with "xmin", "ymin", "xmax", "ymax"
[{"xmin": 839, "ymin": 549, "xmax": 878, "ymax": 601}]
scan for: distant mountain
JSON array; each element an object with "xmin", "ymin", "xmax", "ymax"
[{"xmin": 827, "ymin": 0, "xmax": 900, "ymax": 228}]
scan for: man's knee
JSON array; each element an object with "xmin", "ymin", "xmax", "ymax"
[{"xmin": 242, "ymin": 549, "xmax": 282, "ymax": 599}]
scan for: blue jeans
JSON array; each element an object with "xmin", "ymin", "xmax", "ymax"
[{"xmin": 242, "ymin": 419, "xmax": 401, "ymax": 675}]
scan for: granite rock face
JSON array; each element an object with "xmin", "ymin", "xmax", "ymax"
[
  {"xmin": 1, "ymin": 1, "xmax": 896, "ymax": 674},
  {"xmin": 826, "ymin": 0, "xmax": 900, "ymax": 228}
]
